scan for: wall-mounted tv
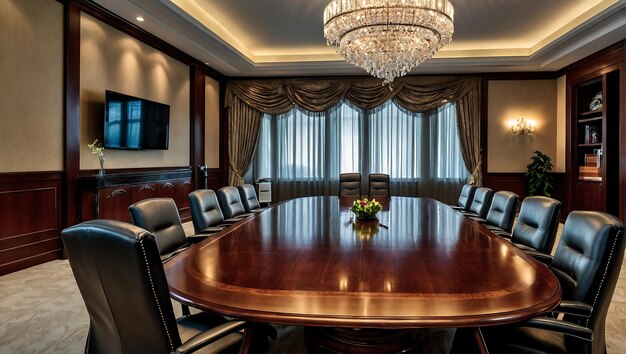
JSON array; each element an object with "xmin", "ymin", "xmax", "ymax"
[{"xmin": 104, "ymin": 90, "xmax": 170, "ymax": 150}]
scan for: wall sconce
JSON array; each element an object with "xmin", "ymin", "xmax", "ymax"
[{"xmin": 510, "ymin": 117, "xmax": 536, "ymax": 135}]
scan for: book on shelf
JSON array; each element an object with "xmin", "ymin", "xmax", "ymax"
[
  {"xmin": 579, "ymin": 176, "xmax": 602, "ymax": 182},
  {"xmin": 585, "ymin": 154, "xmax": 598, "ymax": 167},
  {"xmin": 583, "ymin": 125, "xmax": 599, "ymax": 144},
  {"xmin": 579, "ymin": 166, "xmax": 600, "ymax": 177}
]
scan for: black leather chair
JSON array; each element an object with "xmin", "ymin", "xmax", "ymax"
[
  {"xmin": 504, "ymin": 196, "xmax": 562, "ymax": 254},
  {"xmin": 459, "ymin": 187, "xmax": 493, "ymax": 219},
  {"xmin": 61, "ymin": 219, "xmax": 250, "ymax": 354},
  {"xmin": 129, "ymin": 198, "xmax": 206, "ymax": 261},
  {"xmin": 451, "ymin": 184, "xmax": 477, "ymax": 211},
  {"xmin": 339, "ymin": 173, "xmax": 361, "ymax": 197},
  {"xmin": 480, "ymin": 191, "xmax": 519, "ymax": 234},
  {"xmin": 237, "ymin": 184, "xmax": 264, "ymax": 213},
  {"xmin": 479, "ymin": 211, "xmax": 625, "ymax": 354},
  {"xmin": 216, "ymin": 186, "xmax": 254, "ymax": 221},
  {"xmin": 368, "ymin": 173, "xmax": 390, "ymax": 198},
  {"xmin": 188, "ymin": 189, "xmax": 232, "ymax": 235}
]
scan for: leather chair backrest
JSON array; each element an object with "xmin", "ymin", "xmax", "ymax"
[
  {"xmin": 511, "ymin": 196, "xmax": 561, "ymax": 254},
  {"xmin": 458, "ymin": 184, "xmax": 477, "ymax": 211},
  {"xmin": 62, "ymin": 220, "xmax": 182, "ymax": 354},
  {"xmin": 237, "ymin": 184, "xmax": 261, "ymax": 212},
  {"xmin": 551, "ymin": 211, "xmax": 624, "ymax": 353},
  {"xmin": 369, "ymin": 173, "xmax": 390, "ymax": 198},
  {"xmin": 128, "ymin": 198, "xmax": 187, "ymax": 256},
  {"xmin": 485, "ymin": 191, "xmax": 519, "ymax": 232},
  {"xmin": 217, "ymin": 186, "xmax": 246, "ymax": 219},
  {"xmin": 340, "ymin": 173, "xmax": 361, "ymax": 197},
  {"xmin": 468, "ymin": 187, "xmax": 494, "ymax": 218},
  {"xmin": 189, "ymin": 189, "xmax": 226, "ymax": 234}
]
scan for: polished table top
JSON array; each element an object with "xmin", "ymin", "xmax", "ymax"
[{"xmin": 165, "ymin": 196, "xmax": 561, "ymax": 328}]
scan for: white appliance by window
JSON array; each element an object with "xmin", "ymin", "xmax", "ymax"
[{"xmin": 256, "ymin": 180, "xmax": 271, "ymax": 203}]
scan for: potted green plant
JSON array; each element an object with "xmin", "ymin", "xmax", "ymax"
[{"xmin": 525, "ymin": 150, "xmax": 554, "ymax": 197}]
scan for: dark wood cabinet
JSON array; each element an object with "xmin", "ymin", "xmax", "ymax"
[
  {"xmin": 98, "ymin": 186, "xmax": 134, "ymax": 222},
  {"xmin": 132, "ymin": 183, "xmax": 159, "ymax": 201},
  {"xmin": 566, "ymin": 42, "xmax": 624, "ymax": 219},
  {"xmin": 79, "ymin": 169, "xmax": 193, "ymax": 223}
]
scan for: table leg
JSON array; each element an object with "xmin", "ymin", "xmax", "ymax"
[
  {"xmin": 472, "ymin": 328, "xmax": 489, "ymax": 354},
  {"xmin": 304, "ymin": 327, "xmax": 422, "ymax": 353},
  {"xmin": 239, "ymin": 326, "xmax": 255, "ymax": 354}
]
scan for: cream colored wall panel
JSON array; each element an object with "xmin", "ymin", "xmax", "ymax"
[
  {"xmin": 488, "ymin": 80, "xmax": 557, "ymax": 173},
  {"xmin": 205, "ymin": 77, "xmax": 220, "ymax": 168},
  {"xmin": 0, "ymin": 0, "xmax": 63, "ymax": 172},
  {"xmin": 80, "ymin": 14, "xmax": 190, "ymax": 170},
  {"xmin": 555, "ymin": 75, "xmax": 566, "ymax": 173}
]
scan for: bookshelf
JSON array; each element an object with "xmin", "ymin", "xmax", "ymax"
[{"xmin": 569, "ymin": 67, "xmax": 620, "ymax": 213}]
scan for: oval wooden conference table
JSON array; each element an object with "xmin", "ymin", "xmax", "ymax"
[{"xmin": 164, "ymin": 196, "xmax": 561, "ymax": 353}]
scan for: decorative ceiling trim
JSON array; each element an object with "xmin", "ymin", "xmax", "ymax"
[{"xmin": 168, "ymin": 0, "xmax": 622, "ymax": 64}]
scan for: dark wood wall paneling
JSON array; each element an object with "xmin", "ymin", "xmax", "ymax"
[
  {"xmin": 64, "ymin": 1, "xmax": 80, "ymax": 230},
  {"xmin": 0, "ymin": 172, "xmax": 64, "ymax": 275},
  {"xmin": 219, "ymin": 78, "xmax": 229, "ymax": 186},
  {"xmin": 191, "ymin": 66, "xmax": 206, "ymax": 191},
  {"xmin": 3, "ymin": 0, "xmax": 230, "ymax": 275},
  {"xmin": 64, "ymin": 0, "xmax": 230, "ymax": 217},
  {"xmin": 486, "ymin": 172, "xmax": 566, "ymax": 209},
  {"xmin": 206, "ymin": 170, "xmax": 225, "ymax": 191}
]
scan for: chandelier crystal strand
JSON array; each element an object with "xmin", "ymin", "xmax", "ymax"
[{"xmin": 324, "ymin": 0, "xmax": 454, "ymax": 85}]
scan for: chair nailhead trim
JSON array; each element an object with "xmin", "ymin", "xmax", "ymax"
[
  {"xmin": 585, "ymin": 229, "xmax": 621, "ymax": 328},
  {"xmin": 140, "ymin": 239, "xmax": 175, "ymax": 351}
]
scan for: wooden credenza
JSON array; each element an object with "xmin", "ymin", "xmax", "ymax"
[{"xmin": 79, "ymin": 169, "xmax": 193, "ymax": 224}]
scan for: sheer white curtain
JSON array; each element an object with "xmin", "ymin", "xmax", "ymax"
[
  {"xmin": 331, "ymin": 101, "xmax": 362, "ymax": 174},
  {"xmin": 250, "ymin": 101, "xmax": 468, "ymax": 203},
  {"xmin": 367, "ymin": 101, "xmax": 467, "ymax": 199},
  {"xmin": 368, "ymin": 101, "xmax": 423, "ymax": 195},
  {"xmin": 253, "ymin": 108, "xmax": 335, "ymax": 200}
]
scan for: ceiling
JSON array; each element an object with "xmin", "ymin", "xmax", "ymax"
[{"xmin": 94, "ymin": 0, "xmax": 626, "ymax": 77}]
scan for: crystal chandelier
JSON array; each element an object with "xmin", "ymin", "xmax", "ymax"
[{"xmin": 323, "ymin": 0, "xmax": 454, "ymax": 85}]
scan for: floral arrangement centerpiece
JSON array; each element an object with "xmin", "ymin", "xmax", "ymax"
[
  {"xmin": 88, "ymin": 139, "xmax": 105, "ymax": 175},
  {"xmin": 350, "ymin": 198, "xmax": 382, "ymax": 220}
]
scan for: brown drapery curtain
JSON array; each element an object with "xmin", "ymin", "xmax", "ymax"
[
  {"xmin": 227, "ymin": 96, "xmax": 263, "ymax": 186},
  {"xmin": 225, "ymin": 76, "xmax": 482, "ymax": 186}
]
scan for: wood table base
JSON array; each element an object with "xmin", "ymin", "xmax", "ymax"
[{"xmin": 304, "ymin": 327, "xmax": 424, "ymax": 354}]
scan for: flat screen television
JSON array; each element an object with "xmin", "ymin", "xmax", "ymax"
[{"xmin": 104, "ymin": 90, "xmax": 170, "ymax": 150}]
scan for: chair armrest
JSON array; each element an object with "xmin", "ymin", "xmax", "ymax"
[
  {"xmin": 223, "ymin": 216, "xmax": 247, "ymax": 223},
  {"xmin": 518, "ymin": 317, "xmax": 593, "ymax": 341},
  {"xmin": 553, "ymin": 301, "xmax": 593, "ymax": 318},
  {"xmin": 485, "ymin": 225, "xmax": 503, "ymax": 230},
  {"xmin": 524, "ymin": 249, "xmax": 553, "ymax": 265},
  {"xmin": 176, "ymin": 320, "xmax": 248, "ymax": 354},
  {"xmin": 491, "ymin": 230, "xmax": 511, "ymax": 239},
  {"xmin": 186, "ymin": 234, "xmax": 210, "ymax": 243},
  {"xmin": 161, "ymin": 245, "xmax": 190, "ymax": 262},
  {"xmin": 199, "ymin": 226, "xmax": 227, "ymax": 234}
]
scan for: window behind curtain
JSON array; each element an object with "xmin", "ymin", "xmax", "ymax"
[
  {"xmin": 250, "ymin": 101, "xmax": 468, "ymax": 203},
  {"xmin": 368, "ymin": 101, "xmax": 423, "ymax": 179}
]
